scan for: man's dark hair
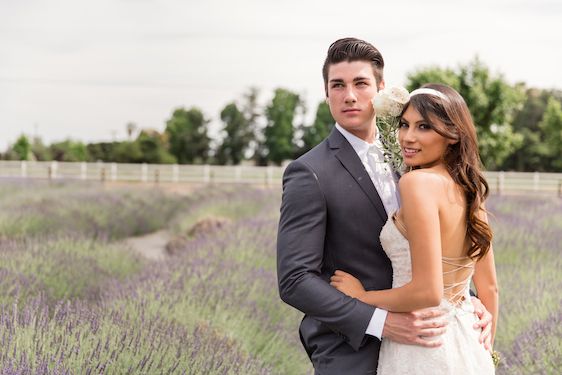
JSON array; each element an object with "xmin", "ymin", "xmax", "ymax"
[{"xmin": 322, "ymin": 37, "xmax": 384, "ymax": 96}]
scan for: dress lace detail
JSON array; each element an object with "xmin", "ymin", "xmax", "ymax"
[{"xmin": 377, "ymin": 214, "xmax": 495, "ymax": 374}]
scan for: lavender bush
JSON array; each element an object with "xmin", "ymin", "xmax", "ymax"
[
  {"xmin": 0, "ymin": 180, "xmax": 559, "ymax": 374},
  {"xmin": 487, "ymin": 195, "xmax": 562, "ymax": 374}
]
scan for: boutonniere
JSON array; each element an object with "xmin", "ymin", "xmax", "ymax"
[{"xmin": 372, "ymin": 87, "xmax": 410, "ymax": 175}]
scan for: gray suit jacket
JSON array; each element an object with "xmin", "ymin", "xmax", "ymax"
[{"xmin": 277, "ymin": 127, "xmax": 393, "ymax": 374}]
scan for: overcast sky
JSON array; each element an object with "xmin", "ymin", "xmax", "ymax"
[{"xmin": 1, "ymin": 0, "xmax": 561, "ymax": 150}]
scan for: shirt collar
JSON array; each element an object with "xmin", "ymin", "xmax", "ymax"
[{"xmin": 335, "ymin": 123, "xmax": 382, "ymax": 160}]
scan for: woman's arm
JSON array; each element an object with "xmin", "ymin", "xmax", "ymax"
[
  {"xmin": 331, "ymin": 171, "xmax": 444, "ymax": 312},
  {"xmin": 472, "ymin": 209, "xmax": 499, "ymax": 346}
]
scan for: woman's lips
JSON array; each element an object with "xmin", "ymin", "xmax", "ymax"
[{"xmin": 402, "ymin": 147, "xmax": 419, "ymax": 157}]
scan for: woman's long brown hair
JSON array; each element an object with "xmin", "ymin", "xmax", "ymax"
[{"xmin": 403, "ymin": 84, "xmax": 493, "ymax": 261}]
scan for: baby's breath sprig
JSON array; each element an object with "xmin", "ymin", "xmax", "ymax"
[{"xmin": 372, "ymin": 87, "xmax": 410, "ymax": 175}]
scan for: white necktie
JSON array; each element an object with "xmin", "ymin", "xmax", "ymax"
[{"xmin": 365, "ymin": 143, "xmax": 400, "ymax": 215}]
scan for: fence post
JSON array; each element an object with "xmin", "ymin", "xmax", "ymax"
[
  {"xmin": 203, "ymin": 165, "xmax": 210, "ymax": 184},
  {"xmin": 51, "ymin": 161, "xmax": 58, "ymax": 179},
  {"xmin": 266, "ymin": 166, "xmax": 273, "ymax": 187},
  {"xmin": 154, "ymin": 169, "xmax": 160, "ymax": 185},
  {"xmin": 109, "ymin": 163, "xmax": 117, "ymax": 181},
  {"xmin": 497, "ymin": 171, "xmax": 504, "ymax": 195},
  {"xmin": 558, "ymin": 180, "xmax": 561, "ymax": 198},
  {"xmin": 235, "ymin": 166, "xmax": 242, "ymax": 183},
  {"xmin": 80, "ymin": 162, "xmax": 87, "ymax": 180},
  {"xmin": 141, "ymin": 163, "xmax": 148, "ymax": 182},
  {"xmin": 172, "ymin": 164, "xmax": 179, "ymax": 182},
  {"xmin": 533, "ymin": 171, "xmax": 539, "ymax": 192},
  {"xmin": 100, "ymin": 167, "xmax": 106, "ymax": 183},
  {"xmin": 21, "ymin": 160, "xmax": 27, "ymax": 178}
]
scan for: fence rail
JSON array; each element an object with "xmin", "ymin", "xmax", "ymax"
[
  {"xmin": 0, "ymin": 160, "xmax": 283, "ymax": 186},
  {"xmin": 1, "ymin": 161, "xmax": 561, "ymax": 195}
]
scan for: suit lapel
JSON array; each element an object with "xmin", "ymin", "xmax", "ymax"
[{"xmin": 327, "ymin": 128, "xmax": 388, "ymax": 222}]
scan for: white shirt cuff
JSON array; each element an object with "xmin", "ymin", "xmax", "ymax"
[{"xmin": 365, "ymin": 308, "xmax": 388, "ymax": 340}]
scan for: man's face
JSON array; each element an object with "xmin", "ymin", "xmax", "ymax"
[{"xmin": 326, "ymin": 60, "xmax": 383, "ymax": 141}]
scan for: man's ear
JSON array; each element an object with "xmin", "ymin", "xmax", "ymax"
[{"xmin": 378, "ymin": 79, "xmax": 385, "ymax": 92}]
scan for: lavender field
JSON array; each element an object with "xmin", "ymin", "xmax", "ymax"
[{"xmin": 0, "ymin": 180, "xmax": 560, "ymax": 374}]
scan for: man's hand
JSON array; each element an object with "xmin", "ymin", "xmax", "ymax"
[
  {"xmin": 330, "ymin": 270, "xmax": 367, "ymax": 300},
  {"xmin": 471, "ymin": 297, "xmax": 493, "ymax": 351},
  {"xmin": 382, "ymin": 308, "xmax": 448, "ymax": 348}
]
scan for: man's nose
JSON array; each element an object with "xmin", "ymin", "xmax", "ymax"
[{"xmin": 344, "ymin": 86, "xmax": 357, "ymax": 103}]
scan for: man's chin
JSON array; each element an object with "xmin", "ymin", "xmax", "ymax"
[{"xmin": 337, "ymin": 121, "xmax": 372, "ymax": 131}]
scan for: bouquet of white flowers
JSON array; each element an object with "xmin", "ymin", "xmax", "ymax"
[{"xmin": 372, "ymin": 86, "xmax": 410, "ymax": 174}]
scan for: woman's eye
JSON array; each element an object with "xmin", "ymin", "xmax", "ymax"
[
  {"xmin": 399, "ymin": 122, "xmax": 408, "ymax": 128},
  {"xmin": 419, "ymin": 123, "xmax": 431, "ymax": 130}
]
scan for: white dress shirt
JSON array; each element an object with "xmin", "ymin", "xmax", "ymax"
[{"xmin": 335, "ymin": 123, "xmax": 401, "ymax": 340}]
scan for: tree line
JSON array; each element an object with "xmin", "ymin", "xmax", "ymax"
[{"xmin": 4, "ymin": 58, "xmax": 561, "ymax": 172}]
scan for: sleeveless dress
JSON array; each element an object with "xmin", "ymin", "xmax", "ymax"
[{"xmin": 377, "ymin": 214, "xmax": 495, "ymax": 374}]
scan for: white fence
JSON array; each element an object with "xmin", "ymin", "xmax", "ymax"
[
  {"xmin": 0, "ymin": 160, "xmax": 283, "ymax": 186},
  {"xmin": 1, "ymin": 161, "xmax": 561, "ymax": 194}
]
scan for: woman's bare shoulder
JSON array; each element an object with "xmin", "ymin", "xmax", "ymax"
[{"xmin": 398, "ymin": 169, "xmax": 449, "ymax": 192}]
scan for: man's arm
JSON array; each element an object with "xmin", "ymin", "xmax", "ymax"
[{"xmin": 277, "ymin": 160, "xmax": 375, "ymax": 351}]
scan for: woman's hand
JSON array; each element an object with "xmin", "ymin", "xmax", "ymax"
[{"xmin": 330, "ymin": 270, "xmax": 366, "ymax": 301}]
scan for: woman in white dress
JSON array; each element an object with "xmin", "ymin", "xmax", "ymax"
[{"xmin": 330, "ymin": 84, "xmax": 498, "ymax": 374}]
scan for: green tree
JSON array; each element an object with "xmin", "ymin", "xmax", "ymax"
[
  {"xmin": 504, "ymin": 89, "xmax": 562, "ymax": 171},
  {"xmin": 165, "ymin": 107, "xmax": 210, "ymax": 164},
  {"xmin": 12, "ymin": 135, "xmax": 32, "ymax": 160},
  {"xmin": 136, "ymin": 130, "xmax": 176, "ymax": 164},
  {"xmin": 49, "ymin": 140, "xmax": 89, "ymax": 162},
  {"xmin": 87, "ymin": 142, "xmax": 120, "ymax": 162},
  {"xmin": 300, "ymin": 101, "xmax": 334, "ymax": 155},
  {"xmin": 406, "ymin": 57, "xmax": 525, "ymax": 170},
  {"xmin": 216, "ymin": 103, "xmax": 253, "ymax": 165},
  {"xmin": 30, "ymin": 137, "xmax": 52, "ymax": 161},
  {"xmin": 263, "ymin": 88, "xmax": 303, "ymax": 165},
  {"xmin": 241, "ymin": 87, "xmax": 261, "ymax": 162},
  {"xmin": 112, "ymin": 141, "xmax": 144, "ymax": 163},
  {"xmin": 405, "ymin": 67, "xmax": 459, "ymax": 90},
  {"xmin": 538, "ymin": 97, "xmax": 562, "ymax": 171}
]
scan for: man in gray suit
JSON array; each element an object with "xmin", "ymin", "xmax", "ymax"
[{"xmin": 277, "ymin": 38, "xmax": 491, "ymax": 374}]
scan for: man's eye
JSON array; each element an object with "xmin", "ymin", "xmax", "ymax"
[{"xmin": 331, "ymin": 83, "xmax": 343, "ymax": 88}]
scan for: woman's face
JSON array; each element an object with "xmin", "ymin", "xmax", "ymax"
[{"xmin": 398, "ymin": 105, "xmax": 453, "ymax": 168}]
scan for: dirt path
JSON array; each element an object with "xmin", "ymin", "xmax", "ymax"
[{"xmin": 123, "ymin": 230, "xmax": 171, "ymax": 261}]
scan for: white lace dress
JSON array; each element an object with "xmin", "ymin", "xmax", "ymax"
[{"xmin": 377, "ymin": 215, "xmax": 495, "ymax": 374}]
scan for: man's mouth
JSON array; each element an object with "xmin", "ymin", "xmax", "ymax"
[{"xmin": 342, "ymin": 108, "xmax": 360, "ymax": 113}]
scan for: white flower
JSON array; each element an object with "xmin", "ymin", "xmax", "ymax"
[
  {"xmin": 372, "ymin": 86, "xmax": 410, "ymax": 174},
  {"xmin": 372, "ymin": 87, "xmax": 410, "ymax": 117}
]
